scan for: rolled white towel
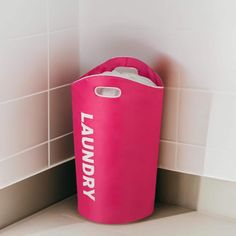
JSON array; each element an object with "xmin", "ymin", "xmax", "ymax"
[{"xmin": 102, "ymin": 67, "xmax": 158, "ymax": 88}]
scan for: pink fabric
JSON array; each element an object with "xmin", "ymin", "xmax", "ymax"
[{"xmin": 71, "ymin": 57, "xmax": 164, "ymax": 224}]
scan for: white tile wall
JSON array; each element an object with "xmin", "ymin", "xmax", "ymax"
[
  {"xmin": 0, "ymin": 36, "xmax": 48, "ymax": 102},
  {"xmin": 0, "ymin": 0, "xmax": 79, "ymax": 189},
  {"xmin": 48, "ymin": 0, "xmax": 79, "ymax": 31},
  {"xmin": 154, "ymin": 55, "xmax": 180, "ymax": 88},
  {"xmin": 0, "ymin": 0, "xmax": 47, "ymax": 40},
  {"xmin": 158, "ymin": 141, "xmax": 176, "ymax": 170},
  {"xmin": 1, "ymin": 0, "xmax": 236, "ymax": 187},
  {"xmin": 79, "ymin": 0, "xmax": 236, "ymax": 33},
  {"xmin": 0, "ymin": 93, "xmax": 48, "ymax": 159},
  {"xmin": 49, "ymin": 29, "xmax": 79, "ymax": 88},
  {"xmin": 178, "ymin": 90, "xmax": 212, "ymax": 146},
  {"xmin": 50, "ymin": 86, "xmax": 73, "ymax": 139},
  {"xmin": 79, "ymin": 0, "xmax": 236, "ymax": 182}
]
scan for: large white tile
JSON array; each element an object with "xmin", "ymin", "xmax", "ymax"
[
  {"xmin": 178, "ymin": 90, "xmax": 212, "ymax": 146},
  {"xmin": 79, "ymin": 1, "xmax": 236, "ymax": 91},
  {"xmin": 204, "ymin": 147, "xmax": 236, "ymax": 181},
  {"xmin": 177, "ymin": 143, "xmax": 205, "ymax": 175},
  {"xmin": 78, "ymin": 0, "xmax": 180, "ymax": 32},
  {"xmin": 160, "ymin": 88, "xmax": 179, "ymax": 141},
  {"xmin": 0, "ymin": 144, "xmax": 48, "ymax": 188},
  {"xmin": 158, "ymin": 141, "xmax": 176, "ymax": 170},
  {"xmin": 50, "ymin": 86, "xmax": 72, "ymax": 139},
  {"xmin": 79, "ymin": 27, "xmax": 156, "ymax": 75},
  {"xmin": 203, "ymin": 92, "xmax": 236, "ymax": 182},
  {"xmin": 50, "ymin": 134, "xmax": 74, "ymax": 165},
  {"xmin": 48, "ymin": 0, "xmax": 79, "ymax": 31},
  {"xmin": 0, "ymin": 0, "xmax": 47, "ymax": 39},
  {"xmin": 210, "ymin": 31, "xmax": 236, "ymax": 91},
  {"xmin": 49, "ymin": 29, "xmax": 79, "ymax": 88},
  {"xmin": 0, "ymin": 35, "xmax": 48, "ymax": 102},
  {"xmin": 178, "ymin": 31, "xmax": 216, "ymax": 90},
  {"xmin": 79, "ymin": 0, "xmax": 236, "ymax": 34},
  {"xmin": 0, "ymin": 93, "xmax": 48, "ymax": 159},
  {"xmin": 179, "ymin": 30, "xmax": 236, "ymax": 91},
  {"xmin": 206, "ymin": 92, "xmax": 236, "ymax": 149},
  {"xmin": 177, "ymin": 0, "xmax": 236, "ymax": 32}
]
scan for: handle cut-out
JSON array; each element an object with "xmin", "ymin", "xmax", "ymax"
[
  {"xmin": 94, "ymin": 86, "xmax": 121, "ymax": 98},
  {"xmin": 113, "ymin": 67, "xmax": 138, "ymax": 75}
]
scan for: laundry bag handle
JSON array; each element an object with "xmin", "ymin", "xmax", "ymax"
[
  {"xmin": 81, "ymin": 57, "xmax": 163, "ymax": 87},
  {"xmin": 94, "ymin": 86, "xmax": 121, "ymax": 98}
]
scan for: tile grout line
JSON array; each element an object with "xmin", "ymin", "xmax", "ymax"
[
  {"xmin": 0, "ymin": 90, "xmax": 48, "ymax": 105},
  {"xmin": 48, "ymin": 26, "xmax": 79, "ymax": 35},
  {"xmin": 166, "ymin": 86, "xmax": 236, "ymax": 95},
  {"xmin": 50, "ymin": 132, "xmax": 73, "ymax": 142},
  {"xmin": 1, "ymin": 85, "xmax": 234, "ymax": 106},
  {"xmin": 49, "ymin": 83, "xmax": 72, "ymax": 91},
  {"xmin": 46, "ymin": 0, "xmax": 51, "ymax": 167},
  {"xmin": 0, "ymin": 84, "xmax": 72, "ymax": 105},
  {"xmin": 174, "ymin": 70, "xmax": 181, "ymax": 169},
  {"xmin": 159, "ymin": 166, "xmax": 236, "ymax": 183},
  {"xmin": 161, "ymin": 139, "xmax": 205, "ymax": 149},
  {"xmin": 0, "ymin": 27, "xmax": 79, "ymax": 43},
  {"xmin": 0, "ymin": 141, "xmax": 49, "ymax": 163}
]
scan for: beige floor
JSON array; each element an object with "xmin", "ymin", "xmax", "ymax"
[{"xmin": 1, "ymin": 196, "xmax": 236, "ymax": 236}]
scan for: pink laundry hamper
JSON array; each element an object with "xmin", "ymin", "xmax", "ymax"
[{"xmin": 71, "ymin": 57, "xmax": 164, "ymax": 224}]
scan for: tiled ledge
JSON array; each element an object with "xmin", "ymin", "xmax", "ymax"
[
  {"xmin": 156, "ymin": 169, "xmax": 236, "ymax": 220},
  {"xmin": 1, "ymin": 196, "xmax": 236, "ymax": 236},
  {"xmin": 0, "ymin": 160, "xmax": 76, "ymax": 229},
  {"xmin": 1, "ymin": 164, "xmax": 236, "ymax": 230}
]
